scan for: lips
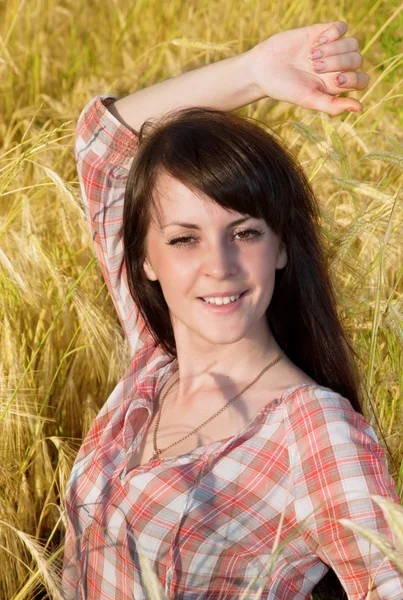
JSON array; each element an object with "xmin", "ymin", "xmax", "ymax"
[
  {"xmin": 198, "ymin": 290, "xmax": 247, "ymax": 303},
  {"xmin": 198, "ymin": 290, "xmax": 247, "ymax": 301}
]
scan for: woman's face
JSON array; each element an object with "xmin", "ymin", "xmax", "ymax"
[{"xmin": 143, "ymin": 173, "xmax": 287, "ymax": 348}]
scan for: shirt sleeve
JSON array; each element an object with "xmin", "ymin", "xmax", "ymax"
[
  {"xmin": 284, "ymin": 385, "xmax": 403, "ymax": 600},
  {"xmin": 62, "ymin": 507, "xmax": 82, "ymax": 599},
  {"xmin": 74, "ymin": 95, "xmax": 151, "ymax": 356}
]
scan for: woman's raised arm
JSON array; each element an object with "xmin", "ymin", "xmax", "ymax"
[{"xmin": 109, "ymin": 20, "xmax": 368, "ymax": 132}]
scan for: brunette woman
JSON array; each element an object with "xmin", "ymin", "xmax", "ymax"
[{"xmin": 63, "ymin": 20, "xmax": 403, "ymax": 600}]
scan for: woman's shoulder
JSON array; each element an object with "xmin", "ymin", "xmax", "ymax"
[
  {"xmin": 281, "ymin": 381, "xmax": 385, "ymax": 460},
  {"xmin": 283, "ymin": 380, "xmax": 356, "ymax": 412},
  {"xmin": 282, "ymin": 380, "xmax": 363, "ymax": 427},
  {"xmin": 275, "ymin": 358, "xmax": 357, "ymax": 416}
]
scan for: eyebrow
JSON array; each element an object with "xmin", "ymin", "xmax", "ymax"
[{"xmin": 163, "ymin": 216, "xmax": 252, "ymax": 230}]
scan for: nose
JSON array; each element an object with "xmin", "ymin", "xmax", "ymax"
[{"xmin": 202, "ymin": 238, "xmax": 239, "ymax": 278}]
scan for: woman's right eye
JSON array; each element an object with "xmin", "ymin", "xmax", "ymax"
[{"xmin": 167, "ymin": 236, "xmax": 196, "ymax": 247}]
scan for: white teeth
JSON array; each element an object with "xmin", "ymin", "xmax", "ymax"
[{"xmin": 202, "ymin": 294, "xmax": 242, "ymax": 305}]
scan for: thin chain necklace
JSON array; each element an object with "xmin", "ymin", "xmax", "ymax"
[{"xmin": 151, "ymin": 350, "xmax": 284, "ymax": 461}]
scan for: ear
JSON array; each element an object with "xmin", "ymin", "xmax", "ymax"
[
  {"xmin": 276, "ymin": 243, "xmax": 288, "ymax": 270},
  {"xmin": 143, "ymin": 257, "xmax": 158, "ymax": 281}
]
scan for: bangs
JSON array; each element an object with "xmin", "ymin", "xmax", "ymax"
[{"xmin": 137, "ymin": 107, "xmax": 298, "ymax": 236}]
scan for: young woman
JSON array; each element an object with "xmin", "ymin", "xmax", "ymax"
[{"xmin": 63, "ymin": 20, "xmax": 403, "ymax": 600}]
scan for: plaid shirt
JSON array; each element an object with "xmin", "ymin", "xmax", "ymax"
[{"xmin": 63, "ymin": 95, "xmax": 403, "ymax": 600}]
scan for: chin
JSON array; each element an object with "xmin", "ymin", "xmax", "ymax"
[{"xmin": 197, "ymin": 328, "xmax": 247, "ymax": 346}]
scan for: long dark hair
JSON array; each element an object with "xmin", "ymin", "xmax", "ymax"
[{"xmin": 123, "ymin": 106, "xmax": 363, "ymax": 415}]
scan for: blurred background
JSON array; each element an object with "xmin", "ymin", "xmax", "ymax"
[{"xmin": 0, "ymin": 0, "xmax": 402, "ymax": 597}]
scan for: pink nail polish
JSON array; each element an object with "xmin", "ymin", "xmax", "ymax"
[
  {"xmin": 313, "ymin": 61, "xmax": 326, "ymax": 71},
  {"xmin": 309, "ymin": 48, "xmax": 324, "ymax": 60},
  {"xmin": 335, "ymin": 74, "xmax": 348, "ymax": 85}
]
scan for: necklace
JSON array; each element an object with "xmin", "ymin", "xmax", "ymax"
[{"xmin": 151, "ymin": 350, "xmax": 284, "ymax": 461}]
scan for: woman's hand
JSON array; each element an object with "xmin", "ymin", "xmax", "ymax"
[{"xmin": 250, "ymin": 20, "xmax": 369, "ymax": 116}]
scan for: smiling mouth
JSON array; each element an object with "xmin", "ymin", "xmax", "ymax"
[{"xmin": 198, "ymin": 290, "xmax": 247, "ymax": 303}]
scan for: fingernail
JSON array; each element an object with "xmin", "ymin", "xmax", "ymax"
[
  {"xmin": 308, "ymin": 48, "xmax": 324, "ymax": 60},
  {"xmin": 335, "ymin": 74, "xmax": 348, "ymax": 86},
  {"xmin": 314, "ymin": 36, "xmax": 328, "ymax": 46},
  {"xmin": 312, "ymin": 60, "xmax": 326, "ymax": 71},
  {"xmin": 347, "ymin": 107, "xmax": 360, "ymax": 112}
]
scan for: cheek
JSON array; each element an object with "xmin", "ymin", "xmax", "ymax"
[
  {"xmin": 251, "ymin": 251, "xmax": 278, "ymax": 301},
  {"xmin": 251, "ymin": 245, "xmax": 277, "ymax": 274},
  {"xmin": 156, "ymin": 251, "xmax": 198, "ymax": 292}
]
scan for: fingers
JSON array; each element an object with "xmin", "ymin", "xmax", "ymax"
[
  {"xmin": 313, "ymin": 20, "xmax": 348, "ymax": 46},
  {"xmin": 311, "ymin": 51, "xmax": 364, "ymax": 74},
  {"xmin": 333, "ymin": 70, "xmax": 369, "ymax": 91},
  {"xmin": 304, "ymin": 89, "xmax": 362, "ymax": 117},
  {"xmin": 309, "ymin": 50, "xmax": 369, "ymax": 92},
  {"xmin": 307, "ymin": 30, "xmax": 369, "ymax": 93},
  {"xmin": 308, "ymin": 36, "xmax": 359, "ymax": 60}
]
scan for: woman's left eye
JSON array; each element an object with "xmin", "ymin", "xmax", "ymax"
[
  {"xmin": 167, "ymin": 229, "xmax": 264, "ymax": 247},
  {"xmin": 234, "ymin": 229, "xmax": 263, "ymax": 241}
]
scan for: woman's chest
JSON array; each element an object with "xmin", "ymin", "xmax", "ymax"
[
  {"xmin": 125, "ymin": 404, "xmax": 240, "ymax": 473},
  {"xmin": 84, "ymin": 437, "xmax": 296, "ymax": 600},
  {"xmin": 91, "ymin": 421, "xmax": 294, "ymax": 566},
  {"xmin": 125, "ymin": 384, "xmax": 288, "ymax": 474}
]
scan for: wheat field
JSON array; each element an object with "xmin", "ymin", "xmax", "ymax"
[{"xmin": 1, "ymin": 0, "xmax": 403, "ymax": 598}]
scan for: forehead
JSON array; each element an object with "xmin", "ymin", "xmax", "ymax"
[{"xmin": 152, "ymin": 173, "xmax": 244, "ymax": 228}]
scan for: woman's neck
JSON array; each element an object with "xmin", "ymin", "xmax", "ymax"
[{"xmin": 170, "ymin": 335, "xmax": 283, "ymax": 409}]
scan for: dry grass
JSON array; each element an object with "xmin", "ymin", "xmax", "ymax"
[{"xmin": 0, "ymin": 0, "xmax": 402, "ymax": 598}]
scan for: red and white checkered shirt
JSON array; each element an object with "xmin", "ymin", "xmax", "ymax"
[{"xmin": 63, "ymin": 95, "xmax": 403, "ymax": 599}]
